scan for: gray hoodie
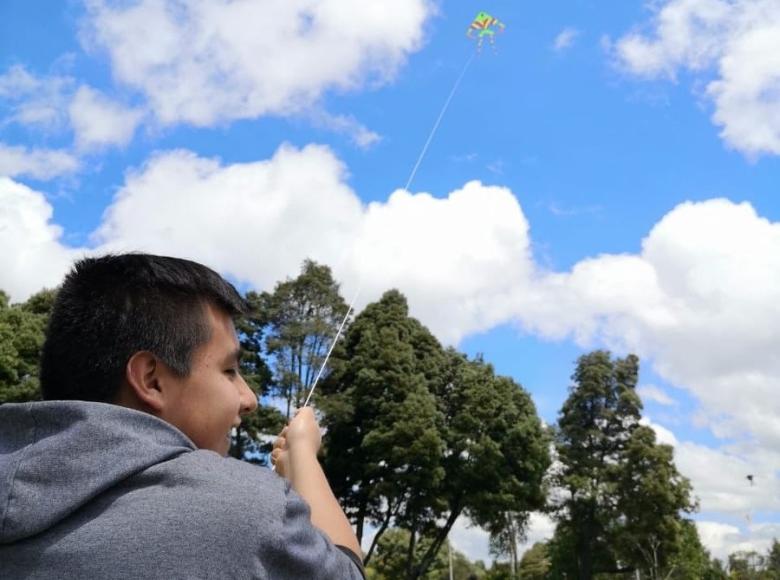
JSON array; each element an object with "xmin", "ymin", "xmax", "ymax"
[{"xmin": 0, "ymin": 401, "xmax": 364, "ymax": 579}]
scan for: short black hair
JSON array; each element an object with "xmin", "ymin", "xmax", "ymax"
[{"xmin": 40, "ymin": 253, "xmax": 247, "ymax": 402}]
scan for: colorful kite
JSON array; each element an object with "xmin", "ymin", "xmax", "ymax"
[{"xmin": 466, "ymin": 11, "xmax": 505, "ymax": 52}]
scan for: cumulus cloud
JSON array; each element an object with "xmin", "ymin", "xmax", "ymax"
[
  {"xmin": 69, "ymin": 85, "xmax": 144, "ymax": 150},
  {"xmin": 90, "ymin": 145, "xmax": 532, "ymax": 344},
  {"xmin": 92, "ymin": 144, "xmax": 363, "ymax": 290},
  {"xmin": 0, "ymin": 143, "xmax": 80, "ymax": 180},
  {"xmin": 80, "ymin": 0, "xmax": 433, "ymax": 127},
  {"xmin": 553, "ymin": 27, "xmax": 579, "ymax": 52},
  {"xmin": 0, "ymin": 178, "xmax": 81, "ymax": 300},
  {"xmin": 697, "ymin": 521, "xmax": 780, "ymax": 561},
  {"xmin": 614, "ymin": 0, "xmax": 780, "ymax": 156},
  {"xmin": 516, "ymin": 199, "xmax": 780, "ymax": 455}
]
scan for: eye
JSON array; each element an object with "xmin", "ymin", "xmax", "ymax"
[{"xmin": 224, "ymin": 368, "xmax": 239, "ymax": 378}]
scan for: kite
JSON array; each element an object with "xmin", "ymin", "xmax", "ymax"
[
  {"xmin": 466, "ymin": 11, "xmax": 505, "ymax": 52},
  {"xmin": 747, "ymin": 474, "xmax": 754, "ymax": 485}
]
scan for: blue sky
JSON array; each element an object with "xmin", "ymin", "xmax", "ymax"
[{"xmin": 2, "ymin": 0, "xmax": 779, "ymax": 561}]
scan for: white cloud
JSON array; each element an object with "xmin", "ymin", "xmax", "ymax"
[
  {"xmin": 0, "ymin": 143, "xmax": 80, "ymax": 180},
  {"xmin": 307, "ymin": 110, "xmax": 381, "ymax": 149},
  {"xmin": 614, "ymin": 0, "xmax": 780, "ymax": 156},
  {"xmin": 69, "ymin": 85, "xmax": 144, "ymax": 150},
  {"xmin": 87, "ymin": 146, "xmax": 533, "ymax": 345},
  {"xmin": 0, "ymin": 65, "xmax": 73, "ymax": 131},
  {"xmin": 697, "ymin": 520, "xmax": 780, "ymax": 561},
  {"xmin": 516, "ymin": 199, "xmax": 780, "ymax": 454},
  {"xmin": 0, "ymin": 178, "xmax": 81, "ymax": 300},
  {"xmin": 637, "ymin": 384, "xmax": 677, "ymax": 406},
  {"xmin": 641, "ymin": 417, "xmax": 679, "ymax": 447},
  {"xmin": 80, "ymin": 0, "xmax": 434, "ymax": 127},
  {"xmin": 448, "ymin": 512, "xmax": 556, "ymax": 565},
  {"xmin": 553, "ymin": 27, "xmax": 579, "ymax": 52}
]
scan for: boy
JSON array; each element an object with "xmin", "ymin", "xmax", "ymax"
[{"xmin": 0, "ymin": 253, "xmax": 364, "ymax": 579}]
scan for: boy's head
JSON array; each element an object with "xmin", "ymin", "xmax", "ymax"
[{"xmin": 41, "ymin": 253, "xmax": 258, "ymax": 454}]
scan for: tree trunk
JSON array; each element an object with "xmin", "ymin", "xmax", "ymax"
[
  {"xmin": 405, "ymin": 527, "xmax": 417, "ymax": 580},
  {"xmin": 355, "ymin": 496, "xmax": 367, "ymax": 544},
  {"xmin": 364, "ymin": 502, "xmax": 399, "ymax": 565},
  {"xmin": 411, "ymin": 500, "xmax": 463, "ymax": 580}
]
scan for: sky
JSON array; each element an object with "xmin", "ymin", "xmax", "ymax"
[{"xmin": 1, "ymin": 0, "xmax": 779, "ymax": 564}]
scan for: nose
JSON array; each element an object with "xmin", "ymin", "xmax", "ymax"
[{"xmin": 239, "ymin": 376, "xmax": 258, "ymax": 415}]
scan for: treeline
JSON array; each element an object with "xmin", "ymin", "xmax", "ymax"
[{"xmin": 1, "ymin": 260, "xmax": 778, "ymax": 579}]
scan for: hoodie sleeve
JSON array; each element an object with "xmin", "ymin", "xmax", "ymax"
[{"xmin": 264, "ymin": 482, "xmax": 365, "ymax": 579}]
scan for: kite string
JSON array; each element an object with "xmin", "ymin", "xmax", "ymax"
[
  {"xmin": 301, "ymin": 51, "xmax": 476, "ymax": 408},
  {"xmin": 403, "ymin": 51, "xmax": 476, "ymax": 192},
  {"xmin": 302, "ymin": 280, "xmax": 362, "ymax": 407}
]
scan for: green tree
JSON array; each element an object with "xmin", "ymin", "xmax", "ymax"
[
  {"xmin": 411, "ymin": 351, "xmax": 549, "ymax": 580},
  {"xmin": 767, "ymin": 539, "xmax": 780, "ymax": 578},
  {"xmin": 264, "ymin": 259, "xmax": 349, "ymax": 417},
  {"xmin": 368, "ymin": 528, "xmax": 449, "ymax": 580},
  {"xmin": 488, "ymin": 511, "xmax": 526, "ymax": 577},
  {"xmin": 551, "ymin": 351, "xmax": 695, "ymax": 579},
  {"xmin": 665, "ymin": 519, "xmax": 711, "ymax": 579},
  {"xmin": 319, "ymin": 290, "xmax": 447, "ymax": 566},
  {"xmin": 320, "ymin": 292, "xmax": 549, "ymax": 579},
  {"xmin": 230, "ymin": 290, "xmax": 286, "ymax": 461},
  {"xmin": 551, "ymin": 351, "xmax": 644, "ymax": 579},
  {"xmin": 518, "ymin": 541, "xmax": 551, "ymax": 579},
  {"xmin": 0, "ymin": 289, "xmax": 56, "ymax": 404},
  {"xmin": 614, "ymin": 426, "xmax": 696, "ymax": 578}
]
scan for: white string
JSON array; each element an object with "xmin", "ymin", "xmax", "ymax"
[
  {"xmin": 272, "ymin": 51, "xmax": 477, "ymax": 471},
  {"xmin": 403, "ymin": 52, "xmax": 476, "ymax": 193},
  {"xmin": 302, "ymin": 281, "xmax": 362, "ymax": 407}
]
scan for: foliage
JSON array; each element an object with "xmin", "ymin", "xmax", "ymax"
[
  {"xmin": 551, "ymin": 351, "xmax": 696, "ymax": 579},
  {"xmin": 488, "ymin": 511, "xmax": 527, "ymax": 576},
  {"xmin": 318, "ymin": 289, "xmax": 448, "ymax": 567},
  {"xmin": 0, "ymin": 289, "xmax": 57, "ymax": 404},
  {"xmin": 518, "ymin": 541, "xmax": 551, "ymax": 579},
  {"xmin": 231, "ymin": 289, "xmax": 286, "ymax": 460},
  {"xmin": 262, "ymin": 259, "xmax": 349, "ymax": 418},
  {"xmin": 319, "ymin": 290, "xmax": 549, "ymax": 579},
  {"xmin": 367, "ymin": 528, "xmax": 485, "ymax": 580}
]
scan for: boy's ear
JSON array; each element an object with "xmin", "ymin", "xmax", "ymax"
[{"xmin": 124, "ymin": 351, "xmax": 165, "ymax": 412}]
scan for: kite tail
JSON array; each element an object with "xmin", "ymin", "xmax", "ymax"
[{"xmin": 403, "ymin": 51, "xmax": 476, "ymax": 192}]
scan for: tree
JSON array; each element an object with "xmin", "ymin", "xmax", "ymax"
[
  {"xmin": 0, "ymin": 289, "xmax": 56, "ymax": 404},
  {"xmin": 368, "ymin": 528, "xmax": 485, "ymax": 580},
  {"xmin": 319, "ymin": 290, "xmax": 447, "ymax": 566},
  {"xmin": 664, "ymin": 519, "xmax": 711, "ymax": 579},
  {"xmin": 551, "ymin": 351, "xmax": 696, "ymax": 579},
  {"xmin": 410, "ymin": 351, "xmax": 549, "ymax": 580},
  {"xmin": 552, "ymin": 351, "xmax": 644, "ymax": 579},
  {"xmin": 320, "ymin": 292, "xmax": 549, "ymax": 579},
  {"xmin": 518, "ymin": 542, "xmax": 552, "ymax": 579},
  {"xmin": 614, "ymin": 426, "xmax": 696, "ymax": 578},
  {"xmin": 767, "ymin": 539, "xmax": 780, "ymax": 578},
  {"xmin": 488, "ymin": 511, "xmax": 526, "ymax": 577},
  {"xmin": 263, "ymin": 259, "xmax": 350, "ymax": 418},
  {"xmin": 230, "ymin": 290, "xmax": 286, "ymax": 461}
]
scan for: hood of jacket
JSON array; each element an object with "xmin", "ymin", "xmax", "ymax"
[{"xmin": 0, "ymin": 400, "xmax": 195, "ymax": 543}]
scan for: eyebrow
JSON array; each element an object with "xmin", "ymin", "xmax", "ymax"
[{"xmin": 223, "ymin": 348, "xmax": 241, "ymax": 367}]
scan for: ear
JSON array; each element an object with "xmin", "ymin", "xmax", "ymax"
[{"xmin": 124, "ymin": 351, "xmax": 166, "ymax": 413}]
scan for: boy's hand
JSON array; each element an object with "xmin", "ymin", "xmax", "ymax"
[{"xmin": 271, "ymin": 407, "xmax": 321, "ymax": 477}]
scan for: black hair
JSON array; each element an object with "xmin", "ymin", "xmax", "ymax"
[{"xmin": 40, "ymin": 253, "xmax": 247, "ymax": 402}]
